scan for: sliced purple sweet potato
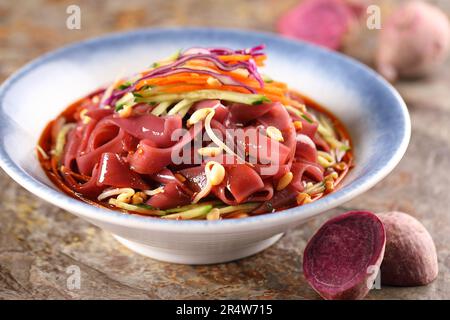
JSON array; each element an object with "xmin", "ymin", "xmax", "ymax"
[
  {"xmin": 303, "ymin": 211, "xmax": 386, "ymax": 300},
  {"xmin": 378, "ymin": 211, "xmax": 438, "ymax": 286}
]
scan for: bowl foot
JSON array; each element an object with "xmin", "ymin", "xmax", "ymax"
[{"xmin": 113, "ymin": 233, "xmax": 283, "ymax": 265}]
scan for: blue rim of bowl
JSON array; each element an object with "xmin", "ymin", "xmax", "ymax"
[{"xmin": 0, "ymin": 27, "xmax": 410, "ymax": 232}]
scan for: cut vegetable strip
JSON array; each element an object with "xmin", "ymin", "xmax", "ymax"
[
  {"xmin": 136, "ymin": 89, "xmax": 269, "ymax": 105},
  {"xmin": 168, "ymin": 99, "xmax": 195, "ymax": 115},
  {"xmin": 53, "ymin": 123, "xmax": 76, "ymax": 161},
  {"xmin": 161, "ymin": 204, "xmax": 213, "ymax": 220},
  {"xmin": 151, "ymin": 101, "xmax": 172, "ymax": 116},
  {"xmin": 109, "ymin": 198, "xmax": 166, "ymax": 216},
  {"xmin": 165, "ymin": 201, "xmax": 223, "ymax": 213},
  {"xmin": 217, "ymin": 203, "xmax": 260, "ymax": 214}
]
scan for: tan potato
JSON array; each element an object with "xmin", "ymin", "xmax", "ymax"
[{"xmin": 378, "ymin": 211, "xmax": 438, "ymax": 286}]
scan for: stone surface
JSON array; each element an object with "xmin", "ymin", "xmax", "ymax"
[{"xmin": 0, "ymin": 0, "xmax": 449, "ymax": 299}]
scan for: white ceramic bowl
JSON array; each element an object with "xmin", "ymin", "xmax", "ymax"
[{"xmin": 0, "ymin": 28, "xmax": 410, "ymax": 264}]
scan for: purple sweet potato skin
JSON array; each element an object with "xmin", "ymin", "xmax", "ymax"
[
  {"xmin": 278, "ymin": 0, "xmax": 356, "ymax": 50},
  {"xmin": 378, "ymin": 212, "xmax": 438, "ymax": 286},
  {"xmin": 303, "ymin": 211, "xmax": 386, "ymax": 300}
]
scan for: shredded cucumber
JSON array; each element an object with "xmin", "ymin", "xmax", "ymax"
[
  {"xmin": 115, "ymin": 92, "xmax": 135, "ymax": 111},
  {"xmin": 53, "ymin": 123, "xmax": 76, "ymax": 161},
  {"xmin": 317, "ymin": 115, "xmax": 350, "ymax": 152},
  {"xmin": 136, "ymin": 89, "xmax": 270, "ymax": 106},
  {"xmin": 162, "ymin": 204, "xmax": 213, "ymax": 220},
  {"xmin": 261, "ymin": 74, "xmax": 273, "ymax": 83},
  {"xmin": 285, "ymin": 105, "xmax": 303, "ymax": 118},
  {"xmin": 217, "ymin": 203, "xmax": 260, "ymax": 214},
  {"xmin": 109, "ymin": 198, "xmax": 166, "ymax": 216},
  {"xmin": 165, "ymin": 201, "xmax": 222, "ymax": 213},
  {"xmin": 317, "ymin": 151, "xmax": 336, "ymax": 168},
  {"xmin": 305, "ymin": 182, "xmax": 325, "ymax": 195},
  {"xmin": 168, "ymin": 99, "xmax": 195, "ymax": 116},
  {"xmin": 151, "ymin": 101, "xmax": 172, "ymax": 116}
]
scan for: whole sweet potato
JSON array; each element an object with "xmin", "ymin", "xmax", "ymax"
[{"xmin": 378, "ymin": 211, "xmax": 438, "ymax": 286}]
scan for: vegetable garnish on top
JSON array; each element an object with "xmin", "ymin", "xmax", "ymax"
[{"xmin": 103, "ymin": 45, "xmax": 292, "ymax": 113}]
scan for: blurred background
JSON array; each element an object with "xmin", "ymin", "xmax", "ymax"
[
  {"xmin": 1, "ymin": 0, "xmax": 450, "ymax": 79},
  {"xmin": 0, "ymin": 0, "xmax": 449, "ymax": 299}
]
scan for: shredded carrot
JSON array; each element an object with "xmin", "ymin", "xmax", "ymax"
[
  {"xmin": 217, "ymin": 54, "xmax": 266, "ymax": 67},
  {"xmin": 255, "ymin": 86, "xmax": 285, "ymax": 96},
  {"xmin": 184, "ymin": 60, "xmax": 215, "ymax": 69},
  {"xmin": 267, "ymin": 81, "xmax": 288, "ymax": 89},
  {"xmin": 154, "ymin": 84, "xmax": 252, "ymax": 94},
  {"xmin": 156, "ymin": 84, "xmax": 210, "ymax": 93},
  {"xmin": 146, "ymin": 81, "xmax": 287, "ymax": 101},
  {"xmin": 136, "ymin": 74, "xmax": 210, "ymax": 90},
  {"xmin": 148, "ymin": 83, "xmax": 288, "ymax": 103},
  {"xmin": 217, "ymin": 55, "xmax": 252, "ymax": 62},
  {"xmin": 209, "ymin": 68, "xmax": 287, "ymax": 90},
  {"xmin": 134, "ymin": 54, "xmax": 290, "ymax": 103},
  {"xmin": 254, "ymin": 55, "xmax": 266, "ymax": 66},
  {"xmin": 136, "ymin": 77, "xmax": 208, "ymax": 90},
  {"xmin": 170, "ymin": 72, "xmax": 285, "ymax": 95}
]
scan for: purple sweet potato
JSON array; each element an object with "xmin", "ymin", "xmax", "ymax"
[
  {"xmin": 278, "ymin": 0, "xmax": 356, "ymax": 50},
  {"xmin": 303, "ymin": 211, "xmax": 386, "ymax": 300},
  {"xmin": 378, "ymin": 211, "xmax": 438, "ymax": 286}
]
